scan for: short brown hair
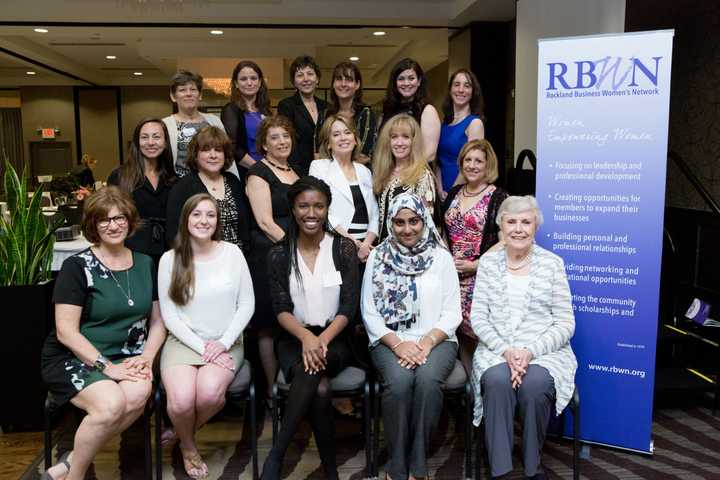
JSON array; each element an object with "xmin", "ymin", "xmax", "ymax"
[
  {"xmin": 170, "ymin": 70, "xmax": 203, "ymax": 94},
  {"xmin": 317, "ymin": 114, "xmax": 360, "ymax": 160},
  {"xmin": 256, "ymin": 115, "xmax": 295, "ymax": 156},
  {"xmin": 186, "ymin": 126, "xmax": 234, "ymax": 172},
  {"xmin": 81, "ymin": 186, "xmax": 140, "ymax": 244},
  {"xmin": 457, "ymin": 139, "xmax": 499, "ymax": 184}
]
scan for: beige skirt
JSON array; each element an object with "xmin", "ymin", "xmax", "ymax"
[{"xmin": 160, "ymin": 333, "xmax": 244, "ymax": 371}]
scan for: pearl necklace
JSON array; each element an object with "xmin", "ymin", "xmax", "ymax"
[{"xmin": 506, "ymin": 248, "xmax": 532, "ymax": 271}]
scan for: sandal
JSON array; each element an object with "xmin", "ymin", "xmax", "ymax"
[
  {"xmin": 180, "ymin": 449, "xmax": 208, "ymax": 479},
  {"xmin": 42, "ymin": 450, "xmax": 72, "ymax": 480}
]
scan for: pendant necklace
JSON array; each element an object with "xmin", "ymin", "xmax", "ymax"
[{"xmin": 107, "ymin": 269, "xmax": 134, "ymax": 306}]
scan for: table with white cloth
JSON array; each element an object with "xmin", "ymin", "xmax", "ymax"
[{"xmin": 52, "ymin": 235, "xmax": 91, "ymax": 271}]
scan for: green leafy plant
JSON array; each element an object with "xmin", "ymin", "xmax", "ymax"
[{"xmin": 0, "ymin": 158, "xmax": 60, "ymax": 285}]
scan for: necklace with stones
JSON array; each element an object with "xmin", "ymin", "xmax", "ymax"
[
  {"xmin": 462, "ymin": 183, "xmax": 489, "ymax": 198},
  {"xmin": 266, "ymin": 158, "xmax": 293, "ymax": 172}
]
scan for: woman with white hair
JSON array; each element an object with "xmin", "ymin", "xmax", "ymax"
[{"xmin": 470, "ymin": 195, "xmax": 577, "ymax": 480}]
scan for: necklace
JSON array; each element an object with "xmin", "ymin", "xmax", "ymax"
[
  {"xmin": 462, "ymin": 183, "xmax": 489, "ymax": 198},
  {"xmin": 96, "ymin": 250, "xmax": 134, "ymax": 306},
  {"xmin": 266, "ymin": 158, "xmax": 293, "ymax": 172},
  {"xmin": 506, "ymin": 248, "xmax": 532, "ymax": 271},
  {"xmin": 200, "ymin": 173, "xmax": 223, "ymax": 192}
]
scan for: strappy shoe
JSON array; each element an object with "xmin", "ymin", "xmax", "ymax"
[
  {"xmin": 41, "ymin": 451, "xmax": 71, "ymax": 480},
  {"xmin": 180, "ymin": 449, "xmax": 208, "ymax": 479}
]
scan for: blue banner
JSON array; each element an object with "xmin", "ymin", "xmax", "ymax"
[{"xmin": 535, "ymin": 30, "xmax": 674, "ymax": 453}]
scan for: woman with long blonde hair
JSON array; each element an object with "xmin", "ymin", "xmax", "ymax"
[{"xmin": 373, "ymin": 113, "xmax": 436, "ymax": 241}]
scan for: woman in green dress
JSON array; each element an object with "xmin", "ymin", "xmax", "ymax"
[{"xmin": 40, "ymin": 186, "xmax": 166, "ymax": 480}]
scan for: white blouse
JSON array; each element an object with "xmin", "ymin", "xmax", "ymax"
[
  {"xmin": 361, "ymin": 246, "xmax": 462, "ymax": 346},
  {"xmin": 290, "ymin": 233, "xmax": 342, "ymax": 327},
  {"xmin": 158, "ymin": 241, "xmax": 255, "ymax": 353},
  {"xmin": 506, "ymin": 273, "xmax": 530, "ymax": 333}
]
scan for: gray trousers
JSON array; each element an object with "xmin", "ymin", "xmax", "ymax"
[
  {"xmin": 371, "ymin": 341, "xmax": 457, "ymax": 480},
  {"xmin": 481, "ymin": 363, "xmax": 556, "ymax": 477}
]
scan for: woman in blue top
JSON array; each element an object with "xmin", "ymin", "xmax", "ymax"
[
  {"xmin": 437, "ymin": 68, "xmax": 485, "ymax": 197},
  {"xmin": 221, "ymin": 60, "xmax": 272, "ymax": 178}
]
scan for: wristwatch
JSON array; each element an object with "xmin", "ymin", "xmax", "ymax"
[{"xmin": 94, "ymin": 354, "xmax": 110, "ymax": 372}]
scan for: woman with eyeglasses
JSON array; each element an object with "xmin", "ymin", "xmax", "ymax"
[{"xmin": 41, "ymin": 187, "xmax": 166, "ymax": 480}]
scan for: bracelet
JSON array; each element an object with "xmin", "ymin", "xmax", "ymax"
[
  {"xmin": 391, "ymin": 340, "xmax": 403, "ymax": 351},
  {"xmin": 425, "ymin": 333, "xmax": 438, "ymax": 346}
]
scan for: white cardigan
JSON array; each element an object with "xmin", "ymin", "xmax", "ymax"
[
  {"xmin": 470, "ymin": 245, "xmax": 577, "ymax": 425},
  {"xmin": 162, "ymin": 112, "xmax": 239, "ymax": 179},
  {"xmin": 309, "ymin": 158, "xmax": 379, "ymax": 237},
  {"xmin": 361, "ymin": 246, "xmax": 462, "ymax": 346}
]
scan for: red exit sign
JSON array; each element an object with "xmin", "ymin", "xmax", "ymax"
[{"xmin": 41, "ymin": 128, "xmax": 56, "ymax": 139}]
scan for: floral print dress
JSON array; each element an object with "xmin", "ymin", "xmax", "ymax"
[{"xmin": 444, "ymin": 186, "xmax": 496, "ymax": 339}]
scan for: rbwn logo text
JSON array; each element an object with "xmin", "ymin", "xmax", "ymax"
[{"xmin": 545, "ymin": 56, "xmax": 662, "ymax": 98}]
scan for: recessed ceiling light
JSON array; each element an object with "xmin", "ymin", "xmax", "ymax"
[
  {"xmin": 349, "ymin": 56, "xmax": 360, "ymax": 61},
  {"xmin": 133, "ymin": 72, "xmax": 143, "ymax": 76},
  {"xmin": 26, "ymin": 71, "xmax": 36, "ymax": 75},
  {"xmin": 210, "ymin": 30, "xmax": 224, "ymax": 35},
  {"xmin": 373, "ymin": 31, "xmax": 386, "ymax": 36},
  {"xmin": 34, "ymin": 28, "xmax": 48, "ymax": 33},
  {"xmin": 105, "ymin": 55, "xmax": 117, "ymax": 60}
]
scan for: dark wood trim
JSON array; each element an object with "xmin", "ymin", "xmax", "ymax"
[
  {"xmin": 0, "ymin": 46, "xmax": 96, "ymax": 86},
  {"xmin": 72, "ymin": 86, "xmax": 81, "ymax": 165}
]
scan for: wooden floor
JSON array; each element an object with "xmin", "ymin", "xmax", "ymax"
[{"xmin": 0, "ymin": 430, "xmax": 44, "ymax": 480}]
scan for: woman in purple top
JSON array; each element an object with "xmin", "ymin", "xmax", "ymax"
[
  {"xmin": 221, "ymin": 60, "xmax": 271, "ymax": 177},
  {"xmin": 437, "ymin": 68, "xmax": 485, "ymax": 196}
]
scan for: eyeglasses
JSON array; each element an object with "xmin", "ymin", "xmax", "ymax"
[{"xmin": 97, "ymin": 214, "xmax": 128, "ymax": 229}]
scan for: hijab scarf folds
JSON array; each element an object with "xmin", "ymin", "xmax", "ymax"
[{"xmin": 372, "ymin": 193, "xmax": 444, "ymax": 331}]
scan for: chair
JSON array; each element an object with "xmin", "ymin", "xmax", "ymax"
[
  {"xmin": 153, "ymin": 360, "xmax": 258, "ymax": 480},
  {"xmin": 43, "ymin": 390, "xmax": 153, "ymax": 480},
  {"xmin": 473, "ymin": 387, "xmax": 580, "ymax": 480},
  {"xmin": 271, "ymin": 365, "xmax": 372, "ymax": 477},
  {"xmin": 370, "ymin": 359, "xmax": 474, "ymax": 479}
]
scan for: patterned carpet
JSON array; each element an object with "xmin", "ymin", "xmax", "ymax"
[{"xmin": 24, "ymin": 398, "xmax": 720, "ymax": 479}]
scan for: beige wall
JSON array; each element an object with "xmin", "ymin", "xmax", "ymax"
[
  {"xmin": 120, "ymin": 86, "xmax": 172, "ymax": 163},
  {"xmin": 78, "ymin": 89, "xmax": 120, "ymax": 181},
  {"xmin": 20, "ymin": 86, "xmax": 77, "ymax": 170},
  {"xmin": 425, "ymin": 60, "xmax": 448, "ymax": 114},
  {"xmin": 514, "ymin": 0, "xmax": 626, "ymax": 159},
  {"xmin": 449, "ymin": 29, "xmax": 472, "ymax": 75}
]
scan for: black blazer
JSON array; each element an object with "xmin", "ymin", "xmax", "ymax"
[
  {"xmin": 440, "ymin": 185, "xmax": 509, "ymax": 259},
  {"xmin": 165, "ymin": 171, "xmax": 251, "ymax": 252},
  {"xmin": 277, "ymin": 92, "xmax": 327, "ymax": 175}
]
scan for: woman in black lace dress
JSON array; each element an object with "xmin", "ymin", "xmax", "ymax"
[{"xmin": 260, "ymin": 176, "xmax": 358, "ymax": 480}]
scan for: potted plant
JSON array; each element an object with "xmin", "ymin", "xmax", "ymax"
[{"xmin": 0, "ymin": 158, "xmax": 61, "ymax": 431}]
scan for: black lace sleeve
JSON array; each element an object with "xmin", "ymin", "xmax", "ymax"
[
  {"xmin": 268, "ymin": 242, "xmax": 293, "ymax": 316},
  {"xmin": 334, "ymin": 236, "xmax": 359, "ymax": 321}
]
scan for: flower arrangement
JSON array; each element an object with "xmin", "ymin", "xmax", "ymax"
[{"xmin": 73, "ymin": 186, "xmax": 92, "ymax": 202}]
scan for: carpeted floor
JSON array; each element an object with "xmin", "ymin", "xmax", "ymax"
[{"xmin": 23, "ymin": 399, "xmax": 720, "ymax": 479}]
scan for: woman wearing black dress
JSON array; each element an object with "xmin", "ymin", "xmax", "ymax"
[
  {"xmin": 107, "ymin": 118, "xmax": 177, "ymax": 268},
  {"xmin": 246, "ymin": 115, "xmax": 300, "ymax": 400},
  {"xmin": 277, "ymin": 55, "xmax": 327, "ymax": 175}
]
